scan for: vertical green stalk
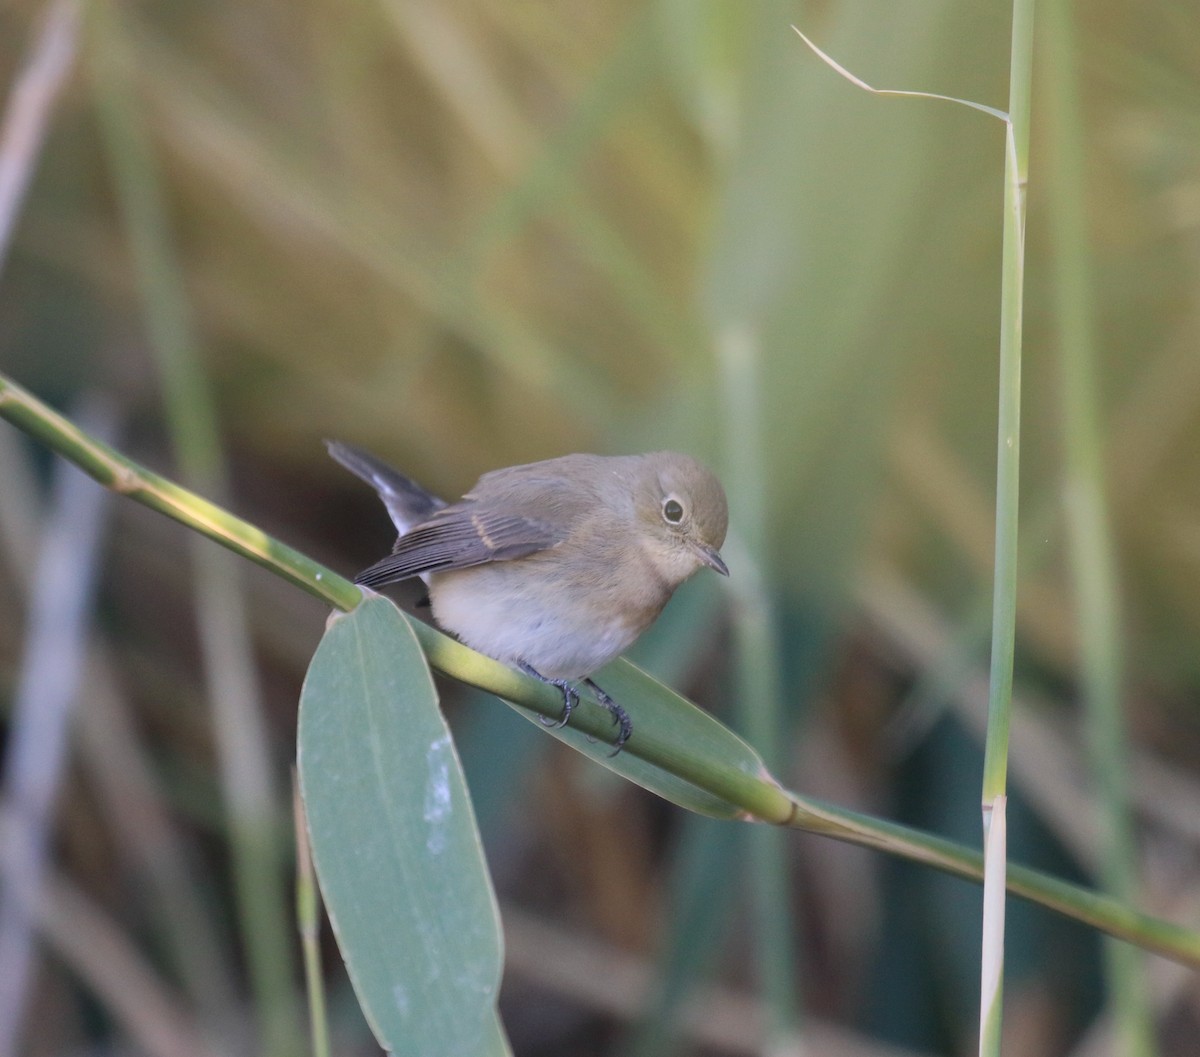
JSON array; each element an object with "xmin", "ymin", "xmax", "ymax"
[
  {"xmin": 293, "ymin": 780, "xmax": 331, "ymax": 1057},
  {"xmin": 717, "ymin": 325, "xmax": 801, "ymax": 1052},
  {"xmin": 981, "ymin": 0, "xmax": 1035, "ymax": 806},
  {"xmin": 980, "ymin": 2, "xmax": 1035, "ymax": 1054},
  {"xmin": 1041, "ymin": 2, "xmax": 1156, "ymax": 1053},
  {"xmin": 87, "ymin": 7, "xmax": 300, "ymax": 1054}
]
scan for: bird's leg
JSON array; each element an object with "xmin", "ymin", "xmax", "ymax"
[
  {"xmin": 518, "ymin": 662, "xmax": 578, "ymax": 729},
  {"xmin": 583, "ymin": 679, "xmax": 632, "ymax": 756}
]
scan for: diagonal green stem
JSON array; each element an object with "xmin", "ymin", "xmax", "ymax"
[
  {"xmin": 3, "ymin": 372, "xmax": 1199, "ymax": 969},
  {"xmin": 0, "ymin": 374, "xmax": 361, "ymax": 612}
]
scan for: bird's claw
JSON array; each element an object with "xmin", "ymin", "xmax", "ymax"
[
  {"xmin": 584, "ymin": 678, "xmax": 631, "ymax": 756},
  {"xmin": 520, "ymin": 662, "xmax": 577, "ymax": 729},
  {"xmin": 520, "ymin": 665, "xmax": 632, "ymax": 755},
  {"xmin": 542, "ymin": 682, "xmax": 578, "ymax": 729}
]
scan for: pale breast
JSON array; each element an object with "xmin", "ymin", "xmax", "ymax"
[{"xmin": 427, "ymin": 556, "xmax": 663, "ymax": 680}]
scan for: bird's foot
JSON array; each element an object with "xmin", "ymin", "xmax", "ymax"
[
  {"xmin": 583, "ymin": 678, "xmax": 632, "ymax": 756},
  {"xmin": 519, "ymin": 662, "xmax": 578, "ymax": 729}
]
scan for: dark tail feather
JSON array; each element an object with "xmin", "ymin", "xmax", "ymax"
[{"xmin": 325, "ymin": 440, "xmax": 445, "ymax": 533}]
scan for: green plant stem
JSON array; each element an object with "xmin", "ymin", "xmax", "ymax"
[
  {"xmin": 293, "ymin": 779, "xmax": 331, "ymax": 1057},
  {"xmin": 982, "ymin": 0, "xmax": 1034, "ymax": 811},
  {"xmin": 979, "ymin": 3, "xmax": 1035, "ymax": 1053},
  {"xmin": 3, "ymin": 373, "xmax": 1199, "ymax": 969},
  {"xmin": 0, "ymin": 374, "xmax": 361, "ymax": 612},
  {"xmin": 1041, "ymin": 0, "xmax": 1156, "ymax": 1052}
]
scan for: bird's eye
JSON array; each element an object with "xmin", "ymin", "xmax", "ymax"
[{"xmin": 662, "ymin": 497, "xmax": 685, "ymax": 524}]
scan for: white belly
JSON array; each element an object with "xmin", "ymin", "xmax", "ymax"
[{"xmin": 427, "ymin": 565, "xmax": 645, "ymax": 679}]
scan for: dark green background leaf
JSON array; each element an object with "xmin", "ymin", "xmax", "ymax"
[{"xmin": 511, "ymin": 657, "xmax": 769, "ymax": 820}]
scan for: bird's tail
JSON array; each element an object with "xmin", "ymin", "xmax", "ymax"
[{"xmin": 325, "ymin": 440, "xmax": 446, "ymax": 535}]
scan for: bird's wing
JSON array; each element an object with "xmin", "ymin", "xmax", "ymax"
[
  {"xmin": 326, "ymin": 440, "xmax": 446, "ymax": 532},
  {"xmin": 354, "ymin": 504, "xmax": 565, "ymax": 588}
]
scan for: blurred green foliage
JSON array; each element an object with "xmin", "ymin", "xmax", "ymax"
[{"xmin": 3, "ymin": 1, "xmax": 1200, "ymax": 1055}]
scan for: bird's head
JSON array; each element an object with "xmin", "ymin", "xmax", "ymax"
[{"xmin": 633, "ymin": 452, "xmax": 729, "ymax": 586}]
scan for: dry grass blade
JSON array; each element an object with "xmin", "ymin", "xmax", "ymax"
[
  {"xmin": 0, "ymin": 0, "xmax": 79, "ymax": 278},
  {"xmin": 791, "ymin": 25, "xmax": 1009, "ymax": 121},
  {"xmin": 0, "ymin": 400, "xmax": 115, "ymax": 1053},
  {"xmin": 0, "ymin": 419, "xmax": 236, "ymax": 1028},
  {"xmin": 0, "ymin": 809, "xmax": 221, "ymax": 1057}
]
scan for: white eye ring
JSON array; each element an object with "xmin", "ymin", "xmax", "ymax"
[{"xmin": 662, "ymin": 497, "xmax": 685, "ymax": 524}]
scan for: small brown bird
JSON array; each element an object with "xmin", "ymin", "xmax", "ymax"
[{"xmin": 327, "ymin": 442, "xmax": 729, "ymax": 751}]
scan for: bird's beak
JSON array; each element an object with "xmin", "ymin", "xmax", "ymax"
[{"xmin": 694, "ymin": 543, "xmax": 729, "ymax": 577}]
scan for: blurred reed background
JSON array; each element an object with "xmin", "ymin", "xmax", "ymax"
[{"xmin": 2, "ymin": 1, "xmax": 1200, "ymax": 1055}]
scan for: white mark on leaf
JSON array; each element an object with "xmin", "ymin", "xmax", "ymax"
[{"xmin": 424, "ymin": 734, "xmax": 453, "ymax": 855}]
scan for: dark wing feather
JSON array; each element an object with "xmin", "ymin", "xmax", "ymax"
[{"xmin": 354, "ymin": 506, "xmax": 563, "ymax": 588}]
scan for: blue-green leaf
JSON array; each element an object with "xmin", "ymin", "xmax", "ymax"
[{"xmin": 298, "ymin": 596, "xmax": 509, "ymax": 1057}]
